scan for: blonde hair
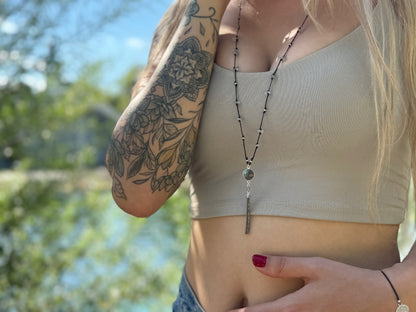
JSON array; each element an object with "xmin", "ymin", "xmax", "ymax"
[{"xmin": 133, "ymin": 0, "xmax": 416, "ymax": 218}]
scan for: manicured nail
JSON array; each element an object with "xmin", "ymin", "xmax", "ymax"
[{"xmin": 252, "ymin": 254, "xmax": 267, "ymax": 267}]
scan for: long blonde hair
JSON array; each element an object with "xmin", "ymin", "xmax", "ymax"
[{"xmin": 133, "ymin": 0, "xmax": 416, "ymax": 217}]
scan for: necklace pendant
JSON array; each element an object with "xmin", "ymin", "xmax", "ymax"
[
  {"xmin": 396, "ymin": 304, "xmax": 409, "ymax": 312},
  {"xmin": 243, "ymin": 168, "xmax": 254, "ymax": 180},
  {"xmin": 235, "ymin": 0, "xmax": 308, "ymax": 234},
  {"xmin": 245, "ymin": 195, "xmax": 251, "ymax": 234}
]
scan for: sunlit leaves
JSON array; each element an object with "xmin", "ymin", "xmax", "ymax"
[{"xmin": 0, "ymin": 170, "xmax": 191, "ymax": 310}]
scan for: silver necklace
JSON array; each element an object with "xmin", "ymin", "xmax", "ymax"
[{"xmin": 233, "ymin": 0, "xmax": 309, "ymax": 234}]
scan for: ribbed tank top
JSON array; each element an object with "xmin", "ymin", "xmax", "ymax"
[{"xmin": 188, "ymin": 4, "xmax": 411, "ymax": 224}]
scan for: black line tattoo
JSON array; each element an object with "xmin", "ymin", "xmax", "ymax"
[
  {"xmin": 185, "ymin": 0, "xmax": 219, "ymax": 47},
  {"xmin": 107, "ymin": 0, "xmax": 219, "ymax": 200},
  {"xmin": 107, "ymin": 36, "xmax": 213, "ymax": 198}
]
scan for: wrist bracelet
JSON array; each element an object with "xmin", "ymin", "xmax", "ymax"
[{"xmin": 380, "ymin": 270, "xmax": 409, "ymax": 312}]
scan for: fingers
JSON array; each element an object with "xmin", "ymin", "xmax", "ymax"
[
  {"xmin": 228, "ymin": 255, "xmax": 336, "ymax": 312},
  {"xmin": 252, "ymin": 254, "xmax": 329, "ymax": 279}
]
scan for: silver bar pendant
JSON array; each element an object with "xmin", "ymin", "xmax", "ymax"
[{"xmin": 245, "ymin": 195, "xmax": 251, "ymax": 234}]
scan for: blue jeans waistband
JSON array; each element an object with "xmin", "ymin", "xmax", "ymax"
[{"xmin": 172, "ymin": 270, "xmax": 206, "ymax": 312}]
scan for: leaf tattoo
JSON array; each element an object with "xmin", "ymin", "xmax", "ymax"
[
  {"xmin": 184, "ymin": 0, "xmax": 219, "ymax": 47},
  {"xmin": 112, "ymin": 176, "xmax": 127, "ymax": 200},
  {"xmin": 107, "ymin": 0, "xmax": 219, "ymax": 200},
  {"xmin": 107, "ymin": 35, "xmax": 212, "ymax": 199}
]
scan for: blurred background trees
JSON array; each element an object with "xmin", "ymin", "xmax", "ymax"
[
  {"xmin": 1, "ymin": 0, "xmax": 189, "ymax": 311},
  {"xmin": 0, "ymin": 0, "xmax": 139, "ymax": 169}
]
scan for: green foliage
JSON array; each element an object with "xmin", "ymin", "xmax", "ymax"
[
  {"xmin": 0, "ymin": 62, "xmax": 121, "ymax": 169},
  {"xmin": 111, "ymin": 66, "xmax": 144, "ymax": 112},
  {"xmin": 0, "ymin": 0, "xmax": 190, "ymax": 310},
  {"xmin": 0, "ymin": 169, "xmax": 190, "ymax": 311},
  {"xmin": 0, "ymin": 0, "xmax": 143, "ymax": 170},
  {"xmin": 0, "ymin": 0, "xmax": 140, "ymax": 86}
]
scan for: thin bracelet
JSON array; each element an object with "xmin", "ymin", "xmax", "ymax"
[{"xmin": 380, "ymin": 270, "xmax": 409, "ymax": 312}]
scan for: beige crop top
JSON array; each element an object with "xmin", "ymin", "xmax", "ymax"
[{"xmin": 188, "ymin": 4, "xmax": 412, "ymax": 224}]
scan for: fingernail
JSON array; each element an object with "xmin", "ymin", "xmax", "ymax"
[{"xmin": 252, "ymin": 254, "xmax": 267, "ymax": 267}]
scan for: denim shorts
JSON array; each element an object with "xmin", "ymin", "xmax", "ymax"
[{"xmin": 172, "ymin": 270, "xmax": 206, "ymax": 312}]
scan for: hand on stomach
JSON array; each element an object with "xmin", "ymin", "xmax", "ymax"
[{"xmin": 184, "ymin": 215, "xmax": 400, "ymax": 311}]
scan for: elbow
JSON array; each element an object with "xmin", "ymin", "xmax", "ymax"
[
  {"xmin": 106, "ymin": 143, "xmax": 169, "ymax": 218},
  {"xmin": 112, "ymin": 194, "xmax": 159, "ymax": 218},
  {"xmin": 110, "ymin": 180, "xmax": 164, "ymax": 218},
  {"xmin": 106, "ymin": 143, "xmax": 156, "ymax": 218}
]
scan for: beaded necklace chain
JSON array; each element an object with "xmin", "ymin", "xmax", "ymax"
[{"xmin": 233, "ymin": 0, "xmax": 309, "ymax": 234}]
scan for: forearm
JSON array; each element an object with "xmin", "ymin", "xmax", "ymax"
[
  {"xmin": 384, "ymin": 241, "xmax": 416, "ymax": 308},
  {"xmin": 106, "ymin": 0, "xmax": 229, "ymax": 216}
]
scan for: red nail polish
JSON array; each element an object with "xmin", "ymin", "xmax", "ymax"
[{"xmin": 252, "ymin": 254, "xmax": 267, "ymax": 267}]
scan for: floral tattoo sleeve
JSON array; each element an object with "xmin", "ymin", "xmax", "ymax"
[{"xmin": 107, "ymin": 0, "xmax": 219, "ymax": 199}]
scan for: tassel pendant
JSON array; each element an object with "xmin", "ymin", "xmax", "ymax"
[
  {"xmin": 245, "ymin": 192, "xmax": 251, "ymax": 234},
  {"xmin": 243, "ymin": 169, "xmax": 252, "ymax": 234},
  {"xmin": 243, "ymin": 167, "xmax": 253, "ymax": 234}
]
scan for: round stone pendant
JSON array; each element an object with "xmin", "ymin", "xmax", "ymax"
[
  {"xmin": 243, "ymin": 168, "xmax": 254, "ymax": 180},
  {"xmin": 396, "ymin": 304, "xmax": 409, "ymax": 312}
]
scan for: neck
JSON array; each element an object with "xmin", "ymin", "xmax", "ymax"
[{"xmin": 240, "ymin": 0, "xmax": 311, "ymax": 37}]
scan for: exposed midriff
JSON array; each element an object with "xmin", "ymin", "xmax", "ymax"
[{"xmin": 185, "ymin": 215, "xmax": 400, "ymax": 311}]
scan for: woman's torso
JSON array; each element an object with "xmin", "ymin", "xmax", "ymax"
[
  {"xmin": 185, "ymin": 217, "xmax": 400, "ymax": 310},
  {"xmin": 185, "ymin": 0, "xmax": 405, "ymax": 310}
]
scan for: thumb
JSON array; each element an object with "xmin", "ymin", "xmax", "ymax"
[{"xmin": 252, "ymin": 254, "xmax": 325, "ymax": 280}]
